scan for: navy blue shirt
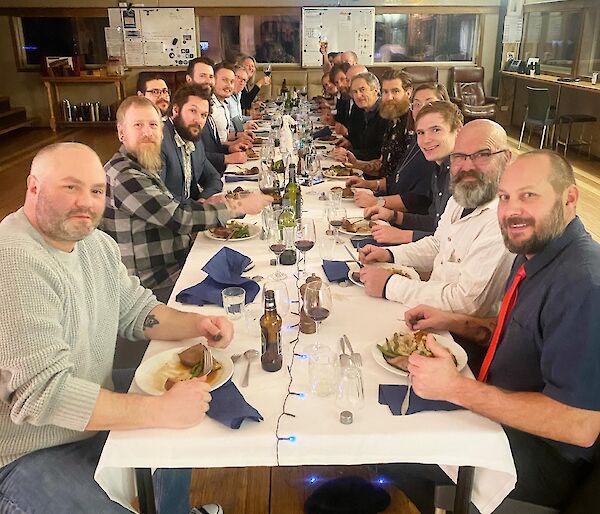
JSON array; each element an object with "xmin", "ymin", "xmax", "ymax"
[{"xmin": 489, "ymin": 217, "xmax": 600, "ymax": 462}]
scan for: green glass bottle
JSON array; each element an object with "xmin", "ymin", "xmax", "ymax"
[
  {"xmin": 278, "ymin": 199, "xmax": 296, "ymax": 265},
  {"xmin": 285, "ymin": 163, "xmax": 300, "ymax": 217}
]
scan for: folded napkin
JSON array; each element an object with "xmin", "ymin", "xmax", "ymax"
[
  {"xmin": 350, "ymin": 237, "xmax": 395, "ymax": 249},
  {"xmin": 175, "ymin": 247, "xmax": 260, "ymax": 306},
  {"xmin": 207, "ymin": 380, "xmax": 263, "ymax": 429},
  {"xmin": 378, "ymin": 384, "xmax": 463, "ymax": 416},
  {"xmin": 224, "ymin": 175, "xmax": 251, "ymax": 183},
  {"xmin": 322, "ymin": 260, "xmax": 350, "ymax": 283},
  {"xmin": 313, "ymin": 126, "xmax": 333, "ymax": 139}
]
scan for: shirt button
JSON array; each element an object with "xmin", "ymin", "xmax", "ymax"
[
  {"xmin": 439, "ymin": 192, "xmax": 442, "ymax": 196},
  {"xmin": 448, "ymin": 237, "xmax": 451, "ymax": 241}
]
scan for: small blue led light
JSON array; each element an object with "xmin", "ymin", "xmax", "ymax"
[
  {"xmin": 288, "ymin": 435, "xmax": 297, "ymax": 442},
  {"xmin": 307, "ymin": 475, "xmax": 318, "ymax": 484},
  {"xmin": 376, "ymin": 477, "xmax": 386, "ymax": 485}
]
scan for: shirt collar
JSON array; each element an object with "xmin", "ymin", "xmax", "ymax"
[
  {"xmin": 521, "ymin": 217, "xmax": 587, "ymax": 279},
  {"xmin": 171, "ymin": 120, "xmax": 195, "ymax": 154}
]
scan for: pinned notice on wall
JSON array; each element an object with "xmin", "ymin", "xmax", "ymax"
[
  {"xmin": 503, "ymin": 14, "xmax": 523, "ymax": 44},
  {"xmin": 301, "ymin": 8, "xmax": 375, "ymax": 67}
]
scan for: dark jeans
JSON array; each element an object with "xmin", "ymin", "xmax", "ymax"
[
  {"xmin": 375, "ymin": 426, "xmax": 590, "ymax": 514},
  {"xmin": 0, "ymin": 370, "xmax": 192, "ymax": 514}
]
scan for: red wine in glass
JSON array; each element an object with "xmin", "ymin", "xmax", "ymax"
[
  {"xmin": 329, "ymin": 220, "xmax": 343, "ymax": 228},
  {"xmin": 269, "ymin": 243, "xmax": 286, "ymax": 255},
  {"xmin": 294, "ymin": 240, "xmax": 315, "ymax": 252},
  {"xmin": 307, "ymin": 306, "xmax": 330, "ymax": 322}
]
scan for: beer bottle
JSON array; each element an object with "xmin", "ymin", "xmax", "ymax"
[{"xmin": 261, "ymin": 290, "xmax": 283, "ymax": 371}]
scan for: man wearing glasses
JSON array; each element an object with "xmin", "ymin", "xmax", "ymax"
[
  {"xmin": 359, "ymin": 117, "xmax": 515, "ymax": 318},
  {"xmin": 137, "ymin": 74, "xmax": 171, "ymax": 119}
]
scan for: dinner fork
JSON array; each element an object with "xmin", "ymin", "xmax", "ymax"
[
  {"xmin": 400, "ymin": 375, "xmax": 411, "ymax": 416},
  {"xmin": 195, "ymin": 346, "xmax": 213, "ymax": 377},
  {"xmin": 343, "ymin": 334, "xmax": 362, "ymax": 367}
]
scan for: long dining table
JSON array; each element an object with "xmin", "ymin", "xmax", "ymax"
[{"xmin": 95, "ymin": 143, "xmax": 517, "ymax": 514}]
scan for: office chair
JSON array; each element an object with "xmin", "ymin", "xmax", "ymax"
[
  {"xmin": 449, "ymin": 66, "xmax": 498, "ymax": 121},
  {"xmin": 518, "ymin": 86, "xmax": 557, "ymax": 149}
]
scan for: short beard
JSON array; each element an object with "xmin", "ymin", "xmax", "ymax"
[
  {"xmin": 501, "ymin": 197, "xmax": 566, "ymax": 255},
  {"xmin": 379, "ymin": 96, "xmax": 410, "ymax": 120},
  {"xmin": 173, "ymin": 115, "xmax": 202, "ymax": 142},
  {"xmin": 451, "ymin": 166, "xmax": 501, "ymax": 209},
  {"xmin": 136, "ymin": 142, "xmax": 163, "ymax": 175}
]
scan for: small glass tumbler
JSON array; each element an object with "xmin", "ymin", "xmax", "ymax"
[{"xmin": 222, "ymin": 287, "xmax": 246, "ymax": 320}]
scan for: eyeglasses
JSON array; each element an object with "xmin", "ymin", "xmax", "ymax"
[
  {"xmin": 449, "ymin": 149, "xmax": 507, "ymax": 166},
  {"xmin": 147, "ymin": 88, "xmax": 170, "ymax": 96}
]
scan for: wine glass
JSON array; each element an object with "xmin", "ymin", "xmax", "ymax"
[
  {"xmin": 260, "ymin": 143, "xmax": 274, "ymax": 173},
  {"xmin": 266, "ymin": 220, "xmax": 287, "ymax": 280},
  {"xmin": 264, "ymin": 64, "xmax": 272, "ymax": 78},
  {"xmin": 294, "ymin": 219, "xmax": 316, "ymax": 278},
  {"xmin": 303, "ymin": 281, "xmax": 333, "ymax": 351},
  {"xmin": 327, "ymin": 207, "xmax": 347, "ymax": 244},
  {"xmin": 262, "ymin": 279, "xmax": 290, "ymax": 320},
  {"xmin": 304, "ymin": 152, "xmax": 321, "ymax": 194}
]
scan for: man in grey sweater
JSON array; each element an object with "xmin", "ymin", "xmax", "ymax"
[{"xmin": 0, "ymin": 142, "xmax": 230, "ymax": 513}]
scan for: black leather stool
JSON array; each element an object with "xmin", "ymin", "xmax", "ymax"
[{"xmin": 555, "ymin": 114, "xmax": 597, "ymax": 158}]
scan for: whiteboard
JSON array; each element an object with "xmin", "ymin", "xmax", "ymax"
[
  {"xmin": 107, "ymin": 7, "xmax": 197, "ymax": 67},
  {"xmin": 302, "ymin": 8, "xmax": 375, "ymax": 67}
]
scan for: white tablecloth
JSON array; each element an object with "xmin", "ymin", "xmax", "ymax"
[{"xmin": 96, "ymin": 154, "xmax": 516, "ymax": 514}]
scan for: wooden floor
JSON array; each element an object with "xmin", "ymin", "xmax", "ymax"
[{"xmin": 1, "ymin": 126, "xmax": 599, "ymax": 513}]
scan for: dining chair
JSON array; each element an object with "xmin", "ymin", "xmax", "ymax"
[
  {"xmin": 448, "ymin": 66, "xmax": 499, "ymax": 121},
  {"xmin": 518, "ymin": 86, "xmax": 557, "ymax": 150}
]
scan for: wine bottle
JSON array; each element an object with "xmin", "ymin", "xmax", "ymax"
[
  {"xmin": 278, "ymin": 199, "xmax": 296, "ymax": 265},
  {"xmin": 285, "ymin": 163, "xmax": 300, "ymax": 218},
  {"xmin": 260, "ymin": 290, "xmax": 283, "ymax": 372},
  {"xmin": 280, "ymin": 79, "xmax": 288, "ymax": 96}
]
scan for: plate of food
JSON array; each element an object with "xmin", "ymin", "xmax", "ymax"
[
  {"xmin": 224, "ymin": 186, "xmax": 252, "ymax": 201},
  {"xmin": 205, "ymin": 221, "xmax": 260, "ymax": 241},
  {"xmin": 322, "ymin": 165, "xmax": 361, "ymax": 180},
  {"xmin": 224, "ymin": 166, "xmax": 260, "ymax": 179},
  {"xmin": 245, "ymin": 148, "xmax": 259, "ymax": 159},
  {"xmin": 338, "ymin": 218, "xmax": 388, "ymax": 236},
  {"xmin": 371, "ymin": 330, "xmax": 468, "ymax": 377},
  {"xmin": 347, "ymin": 263, "xmax": 420, "ymax": 287},
  {"xmin": 135, "ymin": 344, "xmax": 234, "ymax": 395},
  {"xmin": 316, "ymin": 135, "xmax": 339, "ymax": 143},
  {"xmin": 330, "ymin": 186, "xmax": 355, "ymax": 201}
]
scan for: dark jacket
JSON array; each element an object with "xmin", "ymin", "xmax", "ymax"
[
  {"xmin": 347, "ymin": 99, "xmax": 389, "ymax": 176},
  {"xmin": 160, "ymin": 119, "xmax": 223, "ymax": 201},
  {"xmin": 200, "ymin": 116, "xmax": 230, "ymax": 175},
  {"xmin": 334, "ymin": 93, "xmax": 352, "ymax": 127},
  {"xmin": 241, "ymin": 84, "xmax": 260, "ymax": 110}
]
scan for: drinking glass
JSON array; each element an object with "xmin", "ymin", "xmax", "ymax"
[
  {"xmin": 336, "ymin": 365, "xmax": 365, "ymax": 411},
  {"xmin": 294, "ymin": 219, "xmax": 316, "ymax": 278},
  {"xmin": 264, "ymin": 63, "xmax": 272, "ymax": 78},
  {"xmin": 258, "ymin": 166, "xmax": 279, "ymax": 202},
  {"xmin": 309, "ymin": 345, "xmax": 338, "ymax": 397},
  {"xmin": 262, "ymin": 279, "xmax": 290, "ymax": 319},
  {"xmin": 326, "ymin": 207, "xmax": 347, "ymax": 244},
  {"xmin": 303, "ymin": 281, "xmax": 333, "ymax": 351},
  {"xmin": 260, "ymin": 143, "xmax": 274, "ymax": 173},
  {"xmin": 266, "ymin": 221, "xmax": 287, "ymax": 281},
  {"xmin": 304, "ymin": 152, "xmax": 321, "ymax": 194},
  {"xmin": 222, "ymin": 287, "xmax": 246, "ymax": 320}
]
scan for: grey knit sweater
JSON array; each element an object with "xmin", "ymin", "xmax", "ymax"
[{"xmin": 0, "ymin": 209, "xmax": 160, "ymax": 467}]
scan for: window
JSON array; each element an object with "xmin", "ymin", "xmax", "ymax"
[
  {"xmin": 17, "ymin": 16, "xmax": 109, "ymax": 68},
  {"xmin": 198, "ymin": 15, "xmax": 301, "ymax": 64},
  {"xmin": 521, "ymin": 10, "xmax": 582, "ymax": 75},
  {"xmin": 578, "ymin": 7, "xmax": 600, "ymax": 76},
  {"xmin": 374, "ymin": 13, "xmax": 478, "ymax": 63}
]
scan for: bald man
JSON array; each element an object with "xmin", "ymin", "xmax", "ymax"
[
  {"xmin": 341, "ymin": 50, "xmax": 358, "ymax": 66},
  {"xmin": 0, "ymin": 142, "xmax": 229, "ymax": 514},
  {"xmin": 359, "ymin": 119, "xmax": 515, "ymax": 318}
]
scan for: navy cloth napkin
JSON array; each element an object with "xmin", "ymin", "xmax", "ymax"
[
  {"xmin": 322, "ymin": 260, "xmax": 350, "ymax": 283},
  {"xmin": 378, "ymin": 384, "xmax": 463, "ymax": 416},
  {"xmin": 207, "ymin": 380, "xmax": 263, "ymax": 429},
  {"xmin": 350, "ymin": 237, "xmax": 395, "ymax": 249},
  {"xmin": 313, "ymin": 126, "xmax": 333, "ymax": 139},
  {"xmin": 224, "ymin": 175, "xmax": 251, "ymax": 183},
  {"xmin": 175, "ymin": 247, "xmax": 260, "ymax": 306}
]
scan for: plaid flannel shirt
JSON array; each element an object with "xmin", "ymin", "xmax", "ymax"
[{"xmin": 102, "ymin": 146, "xmax": 230, "ymax": 291}]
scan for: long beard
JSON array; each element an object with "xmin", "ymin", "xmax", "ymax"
[
  {"xmin": 136, "ymin": 142, "xmax": 163, "ymax": 174},
  {"xmin": 379, "ymin": 97, "xmax": 410, "ymax": 120},
  {"xmin": 450, "ymin": 166, "xmax": 501, "ymax": 209}
]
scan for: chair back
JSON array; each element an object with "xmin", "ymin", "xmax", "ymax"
[
  {"xmin": 401, "ymin": 66, "xmax": 438, "ymax": 88},
  {"xmin": 526, "ymin": 86, "xmax": 552, "ymax": 122},
  {"xmin": 562, "ymin": 441, "xmax": 600, "ymax": 514},
  {"xmin": 450, "ymin": 66, "xmax": 486, "ymax": 106}
]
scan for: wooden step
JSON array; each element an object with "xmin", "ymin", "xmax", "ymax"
[
  {"xmin": 0, "ymin": 97, "xmax": 9, "ymax": 113},
  {"xmin": 0, "ymin": 117, "xmax": 39, "ymax": 137},
  {"xmin": 0, "ymin": 108, "xmax": 27, "ymax": 129}
]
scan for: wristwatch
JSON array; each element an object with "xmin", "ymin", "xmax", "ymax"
[{"xmin": 377, "ymin": 197, "xmax": 385, "ymax": 207}]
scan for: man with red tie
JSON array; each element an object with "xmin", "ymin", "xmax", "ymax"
[{"xmin": 380, "ymin": 150, "xmax": 600, "ymax": 513}]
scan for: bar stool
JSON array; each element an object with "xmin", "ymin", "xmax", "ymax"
[{"xmin": 555, "ymin": 114, "xmax": 597, "ymax": 159}]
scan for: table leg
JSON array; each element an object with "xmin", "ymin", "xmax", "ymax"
[
  {"xmin": 453, "ymin": 466, "xmax": 475, "ymax": 514},
  {"xmin": 135, "ymin": 468, "xmax": 158, "ymax": 514}
]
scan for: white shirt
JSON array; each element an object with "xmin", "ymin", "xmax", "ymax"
[
  {"xmin": 211, "ymin": 93, "xmax": 231, "ymax": 144},
  {"xmin": 384, "ymin": 197, "xmax": 515, "ymax": 317}
]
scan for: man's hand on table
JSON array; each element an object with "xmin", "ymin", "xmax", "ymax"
[
  {"xmin": 358, "ymin": 244, "xmax": 392, "ymax": 264},
  {"xmin": 364, "ymin": 205, "xmax": 394, "ymax": 222},
  {"xmin": 334, "ymin": 122, "xmax": 348, "ymax": 137},
  {"xmin": 332, "ymin": 146, "xmax": 348, "ymax": 162},
  {"xmin": 336, "ymin": 137, "xmax": 352, "ymax": 149},
  {"xmin": 225, "ymin": 192, "xmax": 273, "ymax": 216},
  {"xmin": 229, "ymin": 140, "xmax": 250, "ymax": 152},
  {"xmin": 371, "ymin": 225, "xmax": 412, "ymax": 245},
  {"xmin": 354, "ymin": 190, "xmax": 376, "ymax": 208},
  {"xmin": 346, "ymin": 176, "xmax": 367, "ymax": 188},
  {"xmin": 408, "ymin": 334, "xmax": 461, "ymax": 401},
  {"xmin": 359, "ymin": 266, "xmax": 392, "ymax": 297},
  {"xmin": 196, "ymin": 315, "xmax": 234, "ymax": 348},
  {"xmin": 244, "ymin": 120, "xmax": 259, "ymax": 131},
  {"xmin": 224, "ymin": 152, "xmax": 248, "ymax": 165},
  {"xmin": 158, "ymin": 378, "xmax": 212, "ymax": 428},
  {"xmin": 404, "ymin": 304, "xmax": 455, "ymax": 332}
]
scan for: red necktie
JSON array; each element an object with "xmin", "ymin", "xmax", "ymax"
[{"xmin": 477, "ymin": 264, "xmax": 527, "ymax": 382}]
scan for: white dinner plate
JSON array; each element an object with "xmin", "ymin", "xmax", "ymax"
[
  {"xmin": 323, "ymin": 169, "xmax": 362, "ymax": 180},
  {"xmin": 204, "ymin": 224, "xmax": 260, "ymax": 242},
  {"xmin": 347, "ymin": 262, "xmax": 420, "ymax": 287},
  {"xmin": 338, "ymin": 218, "xmax": 388, "ymax": 236},
  {"xmin": 135, "ymin": 346, "xmax": 234, "ymax": 395},
  {"xmin": 371, "ymin": 333, "xmax": 468, "ymax": 377},
  {"xmin": 224, "ymin": 168, "xmax": 260, "ymax": 180}
]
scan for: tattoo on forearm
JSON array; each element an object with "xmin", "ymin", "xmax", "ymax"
[{"xmin": 144, "ymin": 314, "xmax": 160, "ymax": 329}]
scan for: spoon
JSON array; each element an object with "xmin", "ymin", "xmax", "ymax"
[{"xmin": 241, "ymin": 349, "xmax": 259, "ymax": 388}]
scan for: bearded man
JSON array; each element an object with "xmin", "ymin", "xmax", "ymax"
[
  {"xmin": 102, "ymin": 96, "xmax": 271, "ymax": 300},
  {"xmin": 160, "ymin": 84, "xmax": 222, "ymax": 202},
  {"xmin": 359, "ymin": 119, "xmax": 515, "ymax": 318}
]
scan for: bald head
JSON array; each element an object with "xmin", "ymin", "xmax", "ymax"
[
  {"xmin": 458, "ymin": 119, "xmax": 507, "ymax": 151},
  {"xmin": 341, "ymin": 51, "xmax": 358, "ymax": 66},
  {"xmin": 347, "ymin": 64, "xmax": 368, "ymax": 84},
  {"xmin": 30, "ymin": 142, "xmax": 104, "ymax": 184}
]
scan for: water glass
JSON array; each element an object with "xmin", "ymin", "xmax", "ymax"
[
  {"xmin": 244, "ymin": 303, "xmax": 262, "ymax": 337},
  {"xmin": 318, "ymin": 230, "xmax": 336, "ymax": 261},
  {"xmin": 308, "ymin": 345, "xmax": 339, "ymax": 397},
  {"xmin": 336, "ymin": 365, "xmax": 365, "ymax": 411},
  {"xmin": 327, "ymin": 189, "xmax": 343, "ymax": 209},
  {"xmin": 222, "ymin": 287, "xmax": 246, "ymax": 320}
]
